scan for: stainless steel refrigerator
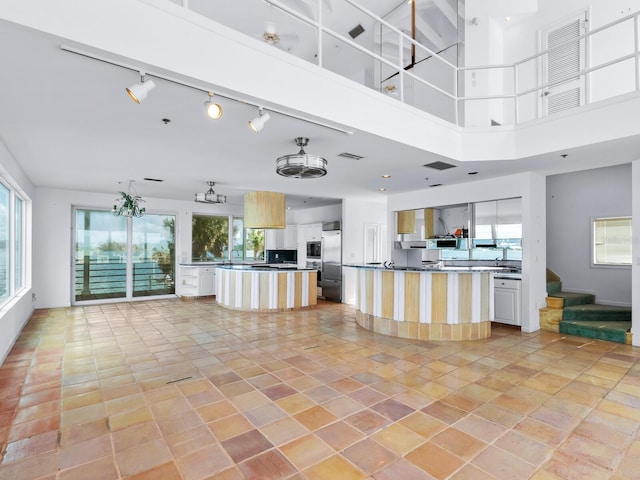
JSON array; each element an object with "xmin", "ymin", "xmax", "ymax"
[{"xmin": 321, "ymin": 227, "xmax": 342, "ymax": 302}]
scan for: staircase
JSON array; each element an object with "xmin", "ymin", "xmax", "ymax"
[{"xmin": 540, "ymin": 269, "xmax": 632, "ymax": 344}]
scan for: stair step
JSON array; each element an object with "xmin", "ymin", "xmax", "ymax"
[
  {"xmin": 559, "ymin": 320, "xmax": 630, "ymax": 344},
  {"xmin": 549, "ymin": 291, "xmax": 595, "ymax": 307},
  {"xmin": 547, "ymin": 281, "xmax": 562, "ymax": 295},
  {"xmin": 562, "ymin": 304, "xmax": 632, "ymax": 322}
]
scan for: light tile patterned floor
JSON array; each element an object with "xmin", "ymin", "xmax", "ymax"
[{"xmin": 0, "ymin": 298, "xmax": 639, "ymax": 479}]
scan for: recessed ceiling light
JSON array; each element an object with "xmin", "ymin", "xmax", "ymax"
[
  {"xmin": 468, "ymin": 171, "xmax": 478, "ymax": 175},
  {"xmin": 561, "ymin": 154, "xmax": 568, "ymax": 158},
  {"xmin": 379, "ymin": 188, "xmax": 386, "ymax": 192},
  {"xmin": 429, "ymin": 184, "xmax": 442, "ymax": 187},
  {"xmin": 505, "ymin": 16, "xmax": 512, "ymax": 22},
  {"xmin": 381, "ymin": 175, "xmax": 391, "ymax": 179}
]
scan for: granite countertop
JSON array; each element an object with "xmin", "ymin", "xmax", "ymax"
[
  {"xmin": 216, "ymin": 264, "xmax": 315, "ymax": 271},
  {"xmin": 345, "ymin": 263, "xmax": 521, "ymax": 277}
]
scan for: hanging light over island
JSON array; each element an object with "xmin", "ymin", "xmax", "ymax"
[{"xmin": 244, "ymin": 191, "xmax": 286, "ymax": 229}]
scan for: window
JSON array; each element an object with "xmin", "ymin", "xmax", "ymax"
[
  {"xmin": 192, "ymin": 215, "xmax": 265, "ymax": 263},
  {"xmin": 0, "ymin": 183, "xmax": 10, "ymax": 303},
  {"xmin": 593, "ymin": 216, "xmax": 632, "ymax": 266},
  {"xmin": 74, "ymin": 209, "xmax": 175, "ymax": 302},
  {"xmin": 192, "ymin": 215, "xmax": 229, "ymax": 262},
  {"xmin": 0, "ymin": 180, "xmax": 27, "ymax": 306}
]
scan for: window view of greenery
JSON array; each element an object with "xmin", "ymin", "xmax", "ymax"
[
  {"xmin": 593, "ymin": 217, "xmax": 632, "ymax": 265},
  {"xmin": 192, "ymin": 215, "xmax": 229, "ymax": 261},
  {"xmin": 246, "ymin": 228, "xmax": 265, "ymax": 261},
  {"xmin": 193, "ymin": 215, "xmax": 264, "ymax": 263}
]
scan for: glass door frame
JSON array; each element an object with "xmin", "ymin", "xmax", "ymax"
[{"xmin": 71, "ymin": 206, "xmax": 178, "ymax": 305}]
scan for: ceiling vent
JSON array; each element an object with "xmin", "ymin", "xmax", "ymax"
[
  {"xmin": 348, "ymin": 24, "xmax": 365, "ymax": 39},
  {"xmin": 422, "ymin": 161, "xmax": 456, "ymax": 170},
  {"xmin": 143, "ymin": 177, "xmax": 164, "ymax": 182},
  {"xmin": 338, "ymin": 152, "xmax": 364, "ymax": 160}
]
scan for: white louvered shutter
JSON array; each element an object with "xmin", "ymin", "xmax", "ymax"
[{"xmin": 542, "ymin": 14, "xmax": 586, "ymax": 116}]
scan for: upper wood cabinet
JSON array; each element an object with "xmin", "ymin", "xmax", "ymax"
[
  {"xmin": 423, "ymin": 208, "xmax": 434, "ymax": 239},
  {"xmin": 397, "ymin": 210, "xmax": 416, "ymax": 234}
]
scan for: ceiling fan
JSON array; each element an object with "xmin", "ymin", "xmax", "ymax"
[{"xmin": 259, "ymin": 20, "xmax": 300, "ymax": 51}]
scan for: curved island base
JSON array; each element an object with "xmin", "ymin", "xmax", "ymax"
[
  {"xmin": 352, "ymin": 267, "xmax": 493, "ymax": 341},
  {"xmin": 216, "ymin": 266, "xmax": 317, "ymax": 312}
]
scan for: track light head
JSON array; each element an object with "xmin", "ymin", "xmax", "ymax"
[
  {"xmin": 126, "ymin": 75, "xmax": 155, "ymax": 104},
  {"xmin": 249, "ymin": 109, "xmax": 271, "ymax": 133},
  {"xmin": 204, "ymin": 93, "xmax": 223, "ymax": 119}
]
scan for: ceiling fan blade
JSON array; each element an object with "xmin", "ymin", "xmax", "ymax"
[{"xmin": 278, "ymin": 33, "xmax": 299, "ymax": 44}]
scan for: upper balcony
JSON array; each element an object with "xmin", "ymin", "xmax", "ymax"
[{"xmin": 174, "ymin": 0, "xmax": 640, "ymax": 129}]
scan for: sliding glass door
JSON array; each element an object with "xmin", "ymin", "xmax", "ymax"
[{"xmin": 74, "ymin": 208, "xmax": 175, "ymax": 303}]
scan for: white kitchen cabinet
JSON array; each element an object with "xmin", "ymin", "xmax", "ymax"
[
  {"xmin": 179, "ymin": 265, "xmax": 216, "ymax": 297},
  {"xmin": 494, "ymin": 278, "xmax": 521, "ymax": 326},
  {"xmin": 265, "ymin": 225, "xmax": 297, "ymax": 250},
  {"xmin": 283, "ymin": 225, "xmax": 297, "ymax": 249}
]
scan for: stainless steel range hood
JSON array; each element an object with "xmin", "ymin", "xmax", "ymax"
[{"xmin": 394, "ymin": 241, "xmax": 427, "ymax": 249}]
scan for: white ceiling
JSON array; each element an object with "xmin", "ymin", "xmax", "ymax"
[{"xmin": 0, "ymin": 1, "xmax": 638, "ymax": 212}]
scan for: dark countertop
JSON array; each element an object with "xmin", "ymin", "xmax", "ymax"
[
  {"xmin": 344, "ymin": 263, "xmax": 521, "ymax": 277},
  {"xmin": 216, "ymin": 264, "xmax": 315, "ymax": 272}
]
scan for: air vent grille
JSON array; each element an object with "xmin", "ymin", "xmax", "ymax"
[
  {"xmin": 348, "ymin": 24, "xmax": 365, "ymax": 39},
  {"xmin": 422, "ymin": 161, "xmax": 456, "ymax": 170},
  {"xmin": 338, "ymin": 152, "xmax": 364, "ymax": 160}
]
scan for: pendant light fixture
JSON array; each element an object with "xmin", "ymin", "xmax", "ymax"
[
  {"xmin": 126, "ymin": 72, "xmax": 156, "ymax": 104},
  {"xmin": 244, "ymin": 191, "xmax": 286, "ymax": 229},
  {"xmin": 112, "ymin": 181, "xmax": 146, "ymax": 217},
  {"xmin": 276, "ymin": 137, "xmax": 327, "ymax": 179},
  {"xmin": 203, "ymin": 92, "xmax": 223, "ymax": 119},
  {"xmin": 194, "ymin": 181, "xmax": 227, "ymax": 204}
]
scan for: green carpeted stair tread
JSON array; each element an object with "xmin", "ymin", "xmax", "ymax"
[
  {"xmin": 559, "ymin": 320, "xmax": 630, "ymax": 344},
  {"xmin": 548, "ymin": 291, "xmax": 595, "ymax": 307},
  {"xmin": 562, "ymin": 304, "xmax": 631, "ymax": 322},
  {"xmin": 547, "ymin": 281, "xmax": 562, "ymax": 295}
]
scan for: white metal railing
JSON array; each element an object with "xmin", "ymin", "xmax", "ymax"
[{"xmin": 178, "ymin": 0, "xmax": 640, "ymax": 128}]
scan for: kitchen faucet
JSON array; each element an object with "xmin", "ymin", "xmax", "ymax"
[{"xmin": 494, "ymin": 256, "xmax": 502, "ymax": 266}]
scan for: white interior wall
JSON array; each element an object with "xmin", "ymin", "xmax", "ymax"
[
  {"xmin": 342, "ymin": 197, "xmax": 388, "ymax": 304},
  {"xmin": 0, "ymin": 139, "xmax": 35, "ymax": 363},
  {"xmin": 632, "ymin": 159, "xmax": 640, "ymax": 346},
  {"xmin": 546, "ymin": 164, "xmax": 632, "ymax": 306},
  {"xmin": 502, "ymin": 0, "xmax": 638, "ymax": 124},
  {"xmin": 293, "ymin": 204, "xmax": 342, "ymax": 225}
]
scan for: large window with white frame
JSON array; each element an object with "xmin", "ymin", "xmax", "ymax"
[
  {"xmin": 0, "ymin": 179, "xmax": 27, "ymax": 306},
  {"xmin": 592, "ymin": 216, "xmax": 632, "ymax": 266}
]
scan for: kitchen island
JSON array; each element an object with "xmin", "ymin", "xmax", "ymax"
[
  {"xmin": 216, "ymin": 265, "xmax": 317, "ymax": 311},
  {"xmin": 347, "ymin": 264, "xmax": 498, "ymax": 341}
]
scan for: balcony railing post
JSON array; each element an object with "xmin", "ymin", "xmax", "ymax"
[
  {"xmin": 317, "ymin": 0, "xmax": 323, "ymax": 68},
  {"xmin": 633, "ymin": 13, "xmax": 640, "ymax": 92},
  {"xmin": 398, "ymin": 30, "xmax": 404, "ymax": 103},
  {"xmin": 514, "ymin": 65, "xmax": 519, "ymax": 125}
]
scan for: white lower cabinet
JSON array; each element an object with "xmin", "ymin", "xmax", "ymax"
[
  {"xmin": 179, "ymin": 265, "xmax": 216, "ymax": 297},
  {"xmin": 494, "ymin": 278, "xmax": 521, "ymax": 326}
]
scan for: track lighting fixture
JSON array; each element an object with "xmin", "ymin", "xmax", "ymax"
[
  {"xmin": 248, "ymin": 109, "xmax": 271, "ymax": 133},
  {"xmin": 203, "ymin": 93, "xmax": 223, "ymax": 119},
  {"xmin": 126, "ymin": 73, "xmax": 156, "ymax": 104}
]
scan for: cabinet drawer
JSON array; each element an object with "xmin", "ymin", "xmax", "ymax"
[{"xmin": 494, "ymin": 278, "xmax": 521, "ymax": 290}]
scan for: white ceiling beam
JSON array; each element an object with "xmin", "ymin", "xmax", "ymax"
[{"xmin": 432, "ymin": 0, "xmax": 457, "ymax": 27}]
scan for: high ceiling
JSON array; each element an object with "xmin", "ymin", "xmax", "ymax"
[{"xmin": 0, "ymin": 1, "xmax": 638, "ymax": 211}]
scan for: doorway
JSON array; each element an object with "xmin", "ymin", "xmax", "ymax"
[{"xmin": 73, "ymin": 208, "xmax": 175, "ymax": 303}]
